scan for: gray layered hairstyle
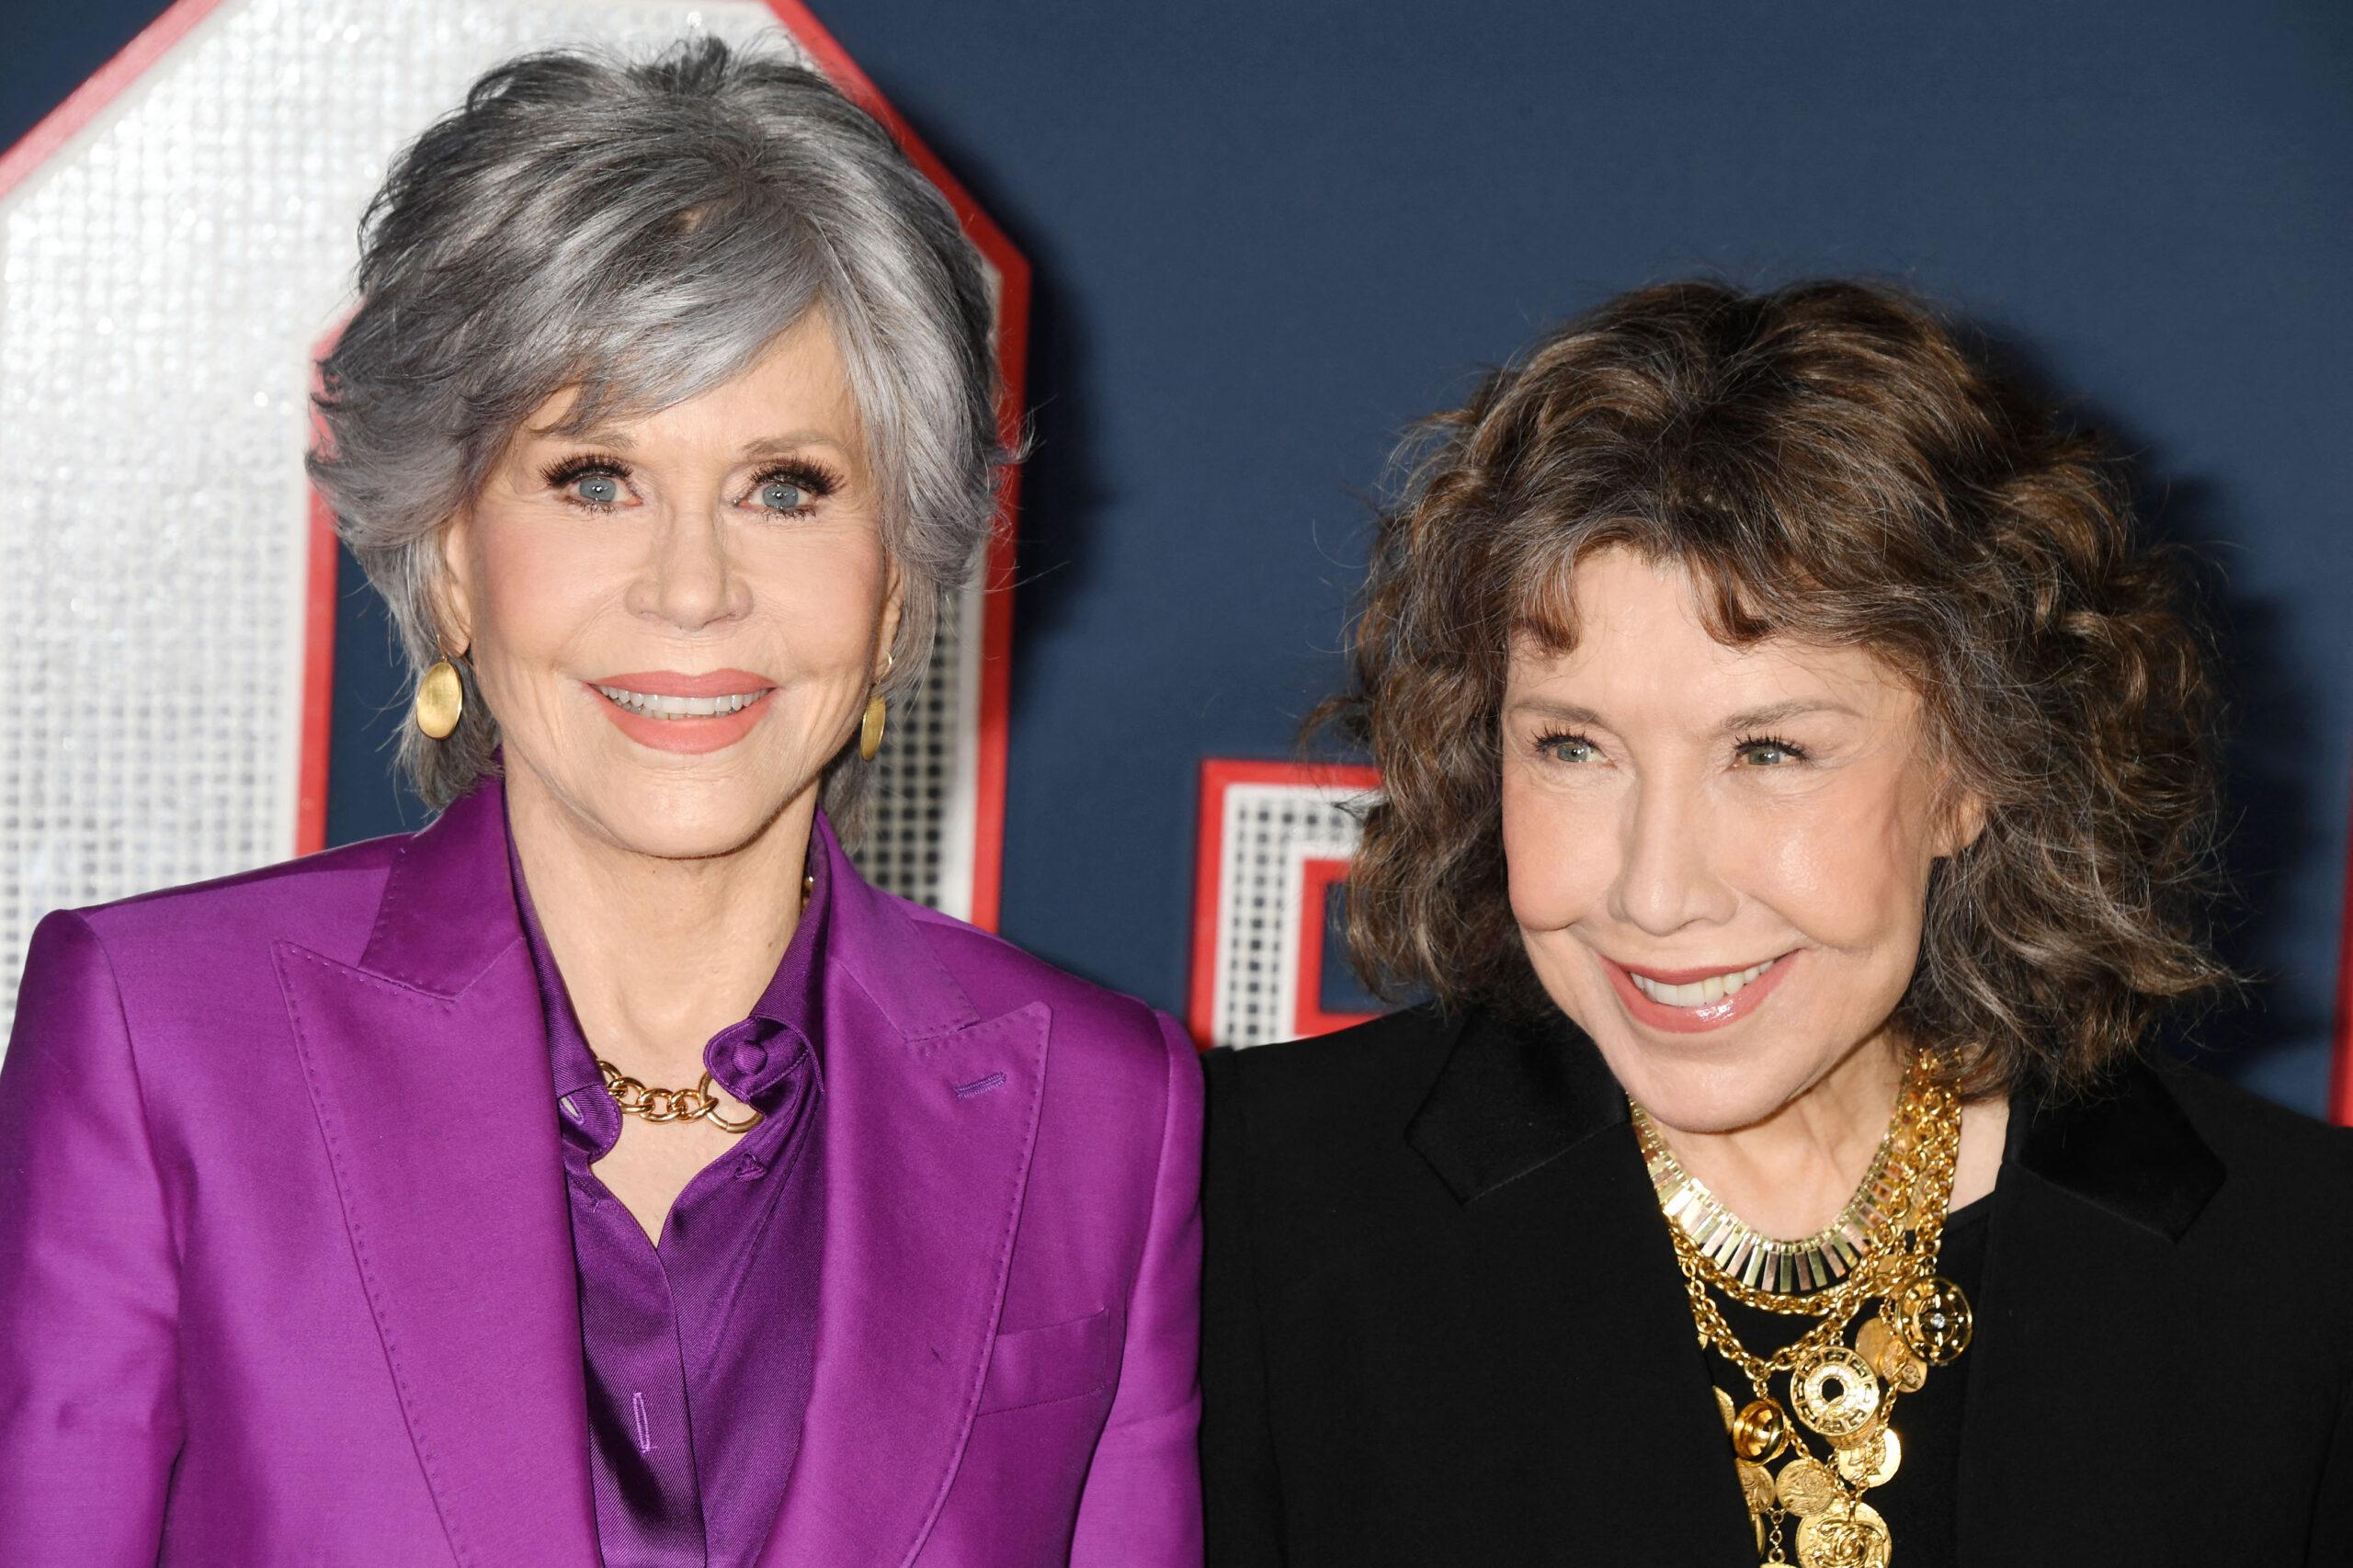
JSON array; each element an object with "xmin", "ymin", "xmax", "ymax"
[{"xmin": 308, "ymin": 34, "xmax": 1006, "ymax": 822}]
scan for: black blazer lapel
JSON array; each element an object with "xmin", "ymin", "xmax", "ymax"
[
  {"xmin": 1399, "ymin": 1009, "xmax": 1760, "ymax": 1562},
  {"xmin": 1954, "ymin": 1064, "xmax": 2225, "ymax": 1566}
]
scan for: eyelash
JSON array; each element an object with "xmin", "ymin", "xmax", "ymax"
[
  {"xmin": 1732, "ymin": 733, "xmax": 1809, "ymax": 765},
  {"xmin": 537, "ymin": 452, "xmax": 844, "ymax": 517},
  {"xmin": 1531, "ymin": 731, "xmax": 1812, "ymax": 765}
]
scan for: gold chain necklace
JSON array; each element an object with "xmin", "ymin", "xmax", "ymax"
[
  {"xmin": 595, "ymin": 1060, "xmax": 763, "ymax": 1134},
  {"xmin": 1632, "ymin": 1053, "xmax": 1976, "ymax": 1568},
  {"xmin": 589, "ymin": 874, "xmax": 812, "ymax": 1139}
]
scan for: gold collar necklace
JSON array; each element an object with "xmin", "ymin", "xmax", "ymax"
[
  {"xmin": 1634, "ymin": 1096, "xmax": 1906, "ymax": 1297},
  {"xmin": 1631, "ymin": 1052, "xmax": 1975, "ymax": 1568}
]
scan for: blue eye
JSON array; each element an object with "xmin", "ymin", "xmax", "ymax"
[
  {"xmin": 570, "ymin": 472, "xmax": 622, "ymax": 506},
  {"xmin": 1735, "ymin": 735, "xmax": 1806, "ymax": 767},
  {"xmin": 756, "ymin": 478, "xmax": 807, "ymax": 513},
  {"xmin": 1540, "ymin": 734, "xmax": 1599, "ymax": 765}
]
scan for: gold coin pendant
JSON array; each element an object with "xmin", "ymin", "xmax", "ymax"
[
  {"xmin": 1856, "ymin": 1315, "xmax": 1927, "ymax": 1394},
  {"xmin": 1893, "ymin": 1275, "xmax": 1974, "ymax": 1365},
  {"xmin": 1796, "ymin": 1499, "xmax": 1892, "ymax": 1568},
  {"xmin": 1791, "ymin": 1346, "xmax": 1882, "ymax": 1441},
  {"xmin": 1737, "ymin": 1459, "xmax": 1777, "ymax": 1514},
  {"xmin": 1834, "ymin": 1425, "xmax": 1902, "ymax": 1488},
  {"xmin": 1774, "ymin": 1455, "xmax": 1840, "ymax": 1517}
]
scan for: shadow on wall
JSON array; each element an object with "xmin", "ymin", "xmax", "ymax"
[{"xmin": 1979, "ymin": 321, "xmax": 2325, "ymax": 1085}]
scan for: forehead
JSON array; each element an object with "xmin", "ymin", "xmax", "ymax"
[
  {"xmin": 512, "ymin": 309, "xmax": 864, "ymax": 452},
  {"xmin": 1514, "ymin": 546, "xmax": 1914, "ymax": 721}
]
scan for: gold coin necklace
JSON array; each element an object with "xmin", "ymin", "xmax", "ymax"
[{"xmin": 1632, "ymin": 1051, "xmax": 1974, "ymax": 1567}]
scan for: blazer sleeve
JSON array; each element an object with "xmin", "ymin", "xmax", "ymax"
[
  {"xmin": 1067, "ymin": 1010, "xmax": 1205, "ymax": 1567},
  {"xmin": 1199, "ymin": 1045, "xmax": 1286, "ymax": 1566},
  {"xmin": 0, "ymin": 910, "xmax": 185, "ymax": 1562}
]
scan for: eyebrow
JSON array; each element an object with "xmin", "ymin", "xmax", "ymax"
[
  {"xmin": 529, "ymin": 426, "xmax": 854, "ymax": 461},
  {"xmin": 1506, "ymin": 697, "xmax": 1862, "ymax": 734}
]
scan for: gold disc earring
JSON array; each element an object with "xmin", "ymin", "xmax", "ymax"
[{"xmin": 414, "ymin": 658, "xmax": 464, "ymax": 740}]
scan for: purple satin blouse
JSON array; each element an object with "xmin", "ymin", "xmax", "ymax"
[{"xmin": 511, "ymin": 833, "xmax": 828, "ymax": 1568}]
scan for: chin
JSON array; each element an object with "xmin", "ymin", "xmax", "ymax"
[
  {"xmin": 567, "ymin": 753, "xmax": 809, "ymax": 862},
  {"xmin": 1605, "ymin": 1048, "xmax": 1808, "ymax": 1138}
]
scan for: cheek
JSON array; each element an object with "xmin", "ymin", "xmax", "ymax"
[
  {"xmin": 1500, "ymin": 766, "xmax": 1603, "ymax": 931},
  {"xmin": 1748, "ymin": 784, "xmax": 1935, "ymax": 950},
  {"xmin": 468, "ymin": 517, "xmax": 614, "ymax": 657},
  {"xmin": 750, "ymin": 535, "xmax": 892, "ymax": 666}
]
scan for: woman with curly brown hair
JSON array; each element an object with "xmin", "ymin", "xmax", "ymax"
[{"xmin": 1199, "ymin": 280, "xmax": 2353, "ymax": 1568}]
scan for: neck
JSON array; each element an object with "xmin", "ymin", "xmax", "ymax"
[
  {"xmin": 506, "ymin": 767, "xmax": 816, "ymax": 1081},
  {"xmin": 1652, "ymin": 1034, "xmax": 1907, "ymax": 1240}
]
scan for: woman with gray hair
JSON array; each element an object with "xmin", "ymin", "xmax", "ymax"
[{"xmin": 0, "ymin": 37, "xmax": 1202, "ymax": 1568}]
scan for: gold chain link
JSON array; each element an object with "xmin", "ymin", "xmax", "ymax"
[{"xmin": 595, "ymin": 1059, "xmax": 763, "ymax": 1134}]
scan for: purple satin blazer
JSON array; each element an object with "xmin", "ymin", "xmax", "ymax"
[{"xmin": 0, "ymin": 780, "xmax": 1204, "ymax": 1567}]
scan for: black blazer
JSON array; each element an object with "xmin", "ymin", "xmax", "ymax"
[{"xmin": 1201, "ymin": 1005, "xmax": 2353, "ymax": 1566}]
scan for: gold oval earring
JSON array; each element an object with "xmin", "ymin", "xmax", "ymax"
[{"xmin": 414, "ymin": 658, "xmax": 463, "ymax": 741}]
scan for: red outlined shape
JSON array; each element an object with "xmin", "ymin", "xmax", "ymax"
[
  {"xmin": 4, "ymin": 0, "xmax": 1028, "ymax": 914},
  {"xmin": 1294, "ymin": 855, "xmax": 1380, "ymax": 1040},
  {"xmin": 2332, "ymin": 780, "xmax": 2353, "ymax": 1127},
  {"xmin": 768, "ymin": 1, "xmax": 1029, "ymax": 929},
  {"xmin": 1189, "ymin": 758, "xmax": 1383, "ymax": 1049}
]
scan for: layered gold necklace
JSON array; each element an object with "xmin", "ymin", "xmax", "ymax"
[{"xmin": 1631, "ymin": 1053, "xmax": 1975, "ymax": 1568}]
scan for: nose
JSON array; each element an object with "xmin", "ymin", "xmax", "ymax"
[
  {"xmin": 1609, "ymin": 774, "xmax": 1737, "ymax": 937},
  {"xmin": 627, "ymin": 506, "xmax": 752, "ymax": 632}
]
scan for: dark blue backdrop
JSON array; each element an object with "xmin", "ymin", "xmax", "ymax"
[{"xmin": 8, "ymin": 0, "xmax": 2349, "ymax": 1116}]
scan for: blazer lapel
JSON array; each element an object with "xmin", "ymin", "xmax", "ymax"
[
  {"xmin": 759, "ymin": 824, "xmax": 1051, "ymax": 1568},
  {"xmin": 1953, "ymin": 1064, "xmax": 2222, "ymax": 1565},
  {"xmin": 275, "ymin": 781, "xmax": 598, "ymax": 1567},
  {"xmin": 1404, "ymin": 1009, "xmax": 1761, "ymax": 1562}
]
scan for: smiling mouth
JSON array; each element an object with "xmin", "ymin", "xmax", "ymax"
[
  {"xmin": 1622, "ymin": 955, "xmax": 1787, "ymax": 1009},
  {"xmin": 594, "ymin": 684, "xmax": 773, "ymax": 719}
]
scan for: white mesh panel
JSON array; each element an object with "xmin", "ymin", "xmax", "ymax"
[{"xmin": 1208, "ymin": 779, "xmax": 1375, "ymax": 1049}]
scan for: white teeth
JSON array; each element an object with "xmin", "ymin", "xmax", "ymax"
[
  {"xmin": 1629, "ymin": 956, "xmax": 1779, "ymax": 1008},
  {"xmin": 595, "ymin": 685, "xmax": 765, "ymax": 719}
]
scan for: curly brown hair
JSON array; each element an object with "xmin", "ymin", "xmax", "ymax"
[{"xmin": 1324, "ymin": 279, "xmax": 2233, "ymax": 1096}]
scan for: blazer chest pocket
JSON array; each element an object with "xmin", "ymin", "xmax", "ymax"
[{"xmin": 976, "ymin": 1307, "xmax": 1116, "ymax": 1415}]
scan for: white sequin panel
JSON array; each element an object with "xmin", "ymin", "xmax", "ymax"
[
  {"xmin": 0, "ymin": 0, "xmax": 996, "ymax": 1045},
  {"xmin": 1210, "ymin": 781, "xmax": 1375, "ymax": 1049}
]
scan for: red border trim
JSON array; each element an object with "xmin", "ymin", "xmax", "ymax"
[
  {"xmin": 770, "ymin": 0, "xmax": 1029, "ymax": 932},
  {"xmin": 1188, "ymin": 758, "xmax": 1384, "ymax": 1048},
  {"xmin": 298, "ymin": 492, "xmax": 338, "ymax": 854},
  {"xmin": 0, "ymin": 0, "xmax": 230, "ymax": 204},
  {"xmin": 1294, "ymin": 856, "xmax": 1380, "ymax": 1039},
  {"xmin": 2332, "ymin": 777, "xmax": 2353, "ymax": 1127}
]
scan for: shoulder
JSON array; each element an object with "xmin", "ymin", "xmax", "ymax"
[
  {"xmin": 2154, "ymin": 1059, "xmax": 2353, "ymax": 1200},
  {"xmin": 1206, "ymin": 1004, "xmax": 1459, "ymax": 1141},
  {"xmin": 42, "ymin": 832, "xmax": 406, "ymax": 978},
  {"xmin": 894, "ymin": 897, "xmax": 1195, "ymax": 1085},
  {"xmin": 1203, "ymin": 1005, "xmax": 1467, "ymax": 1229}
]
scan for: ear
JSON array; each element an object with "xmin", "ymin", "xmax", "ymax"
[
  {"xmin": 875, "ymin": 553, "xmax": 906, "ymax": 683},
  {"xmin": 1936, "ymin": 787, "xmax": 1989, "ymax": 860},
  {"xmin": 432, "ymin": 509, "xmax": 477, "ymax": 656}
]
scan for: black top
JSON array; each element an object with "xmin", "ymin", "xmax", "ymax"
[{"xmin": 1200, "ymin": 1005, "xmax": 2353, "ymax": 1567}]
